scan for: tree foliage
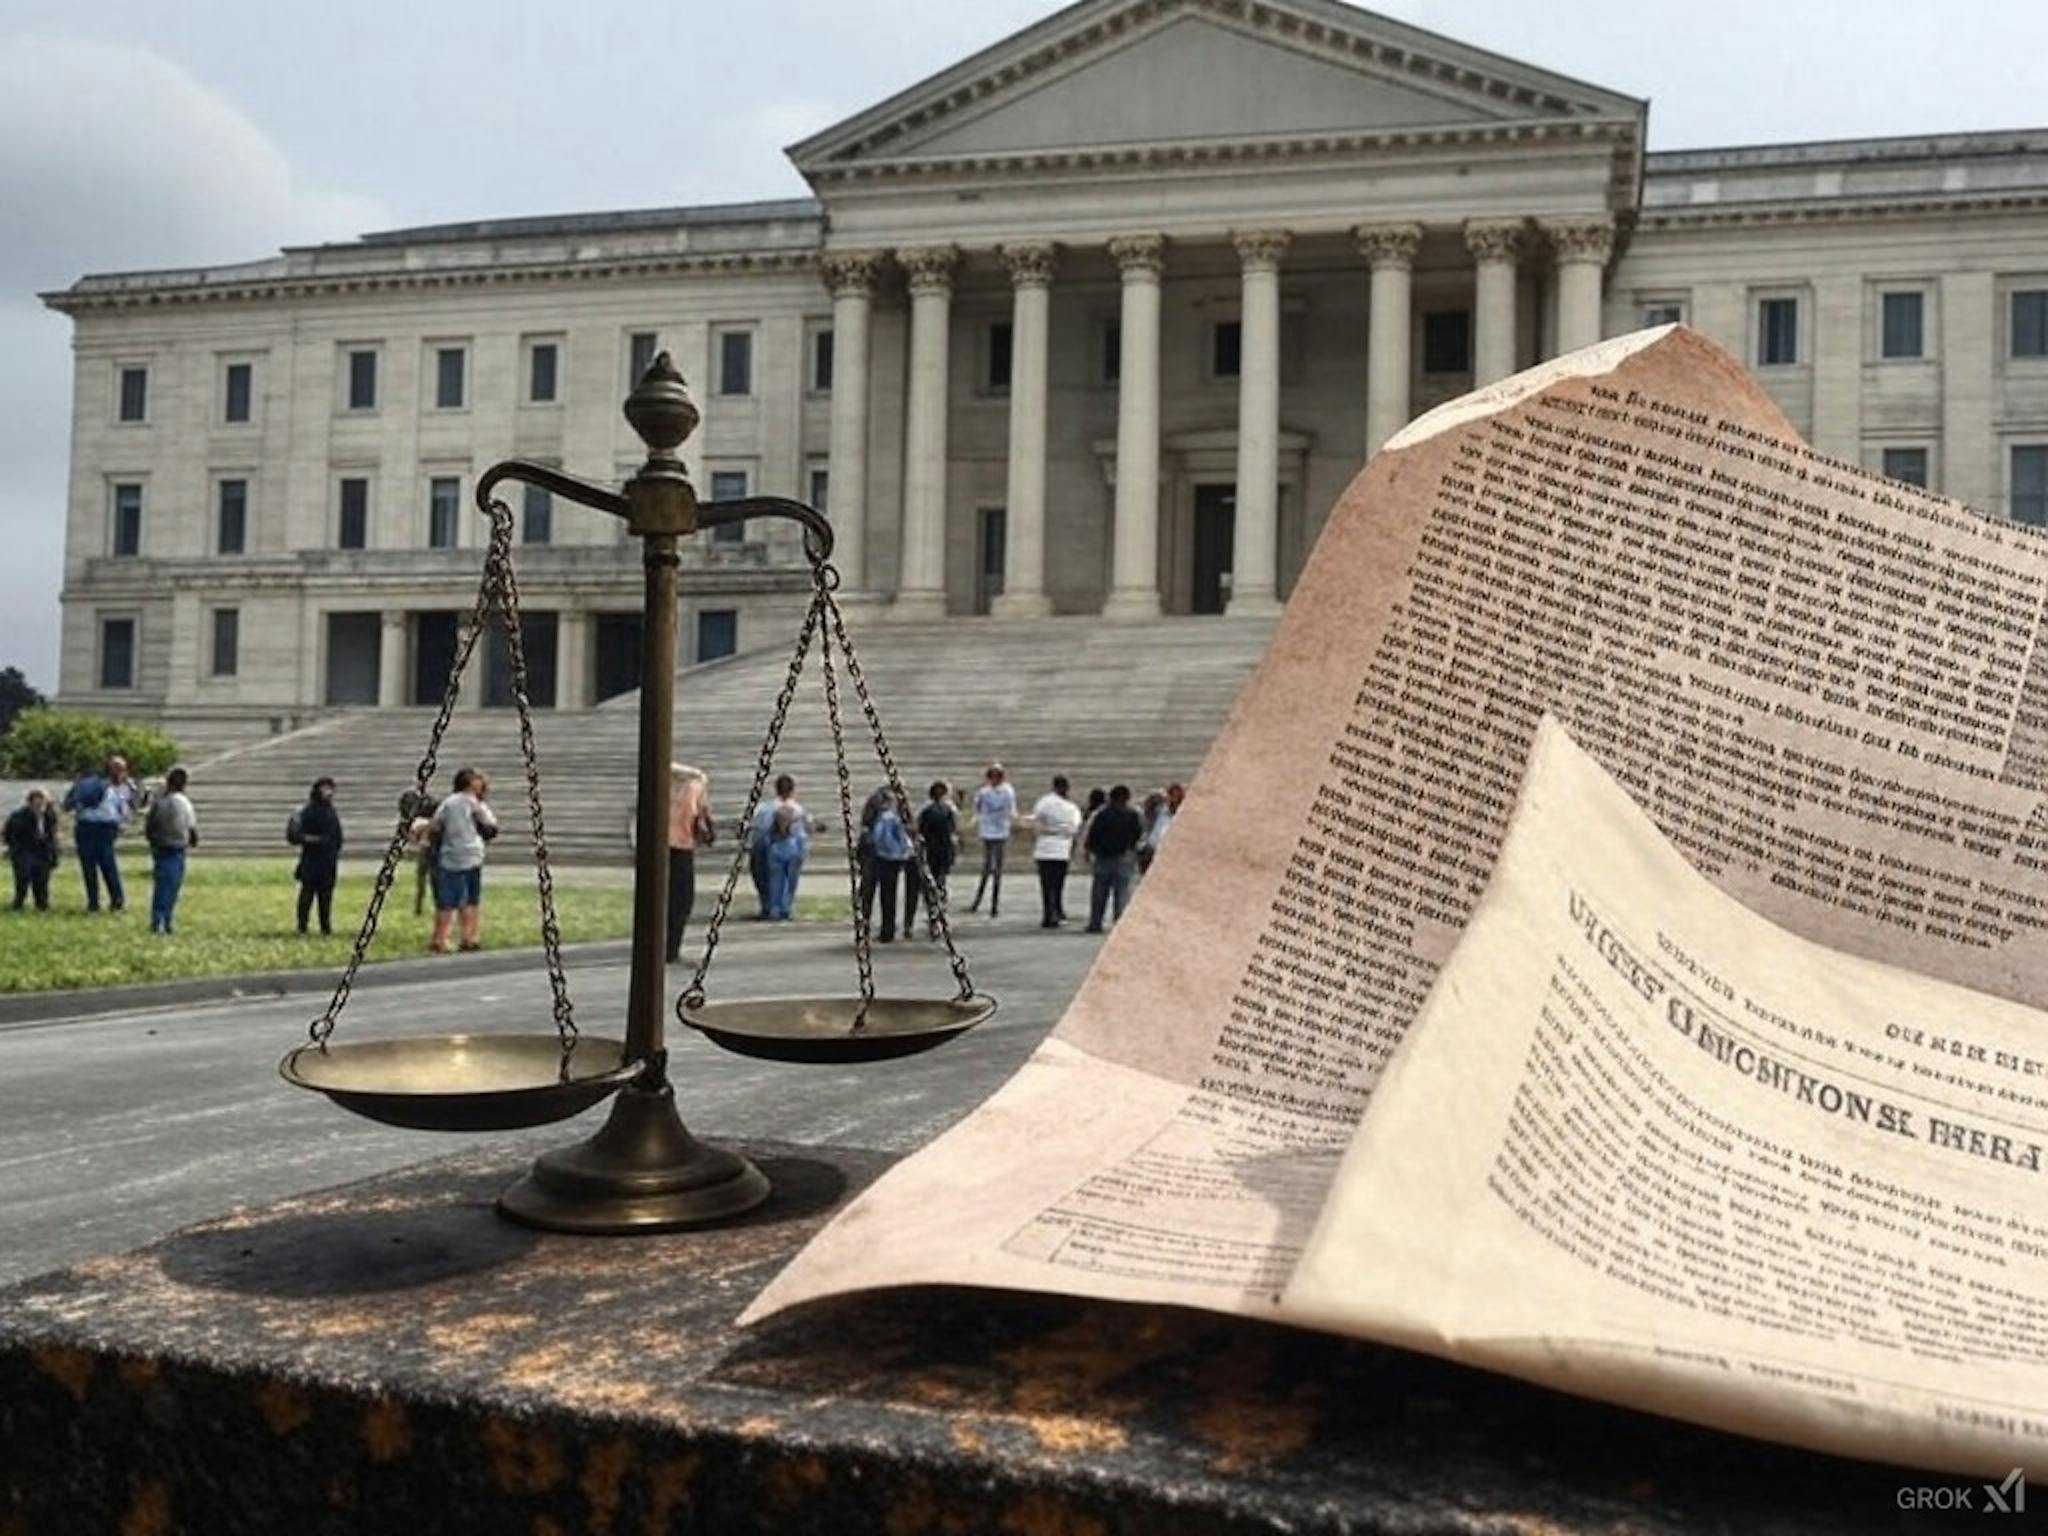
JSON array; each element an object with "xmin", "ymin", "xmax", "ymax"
[
  {"xmin": 0, "ymin": 666, "xmax": 43, "ymax": 737},
  {"xmin": 0, "ymin": 709, "xmax": 181, "ymax": 779}
]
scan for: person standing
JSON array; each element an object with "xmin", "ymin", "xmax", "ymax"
[
  {"xmin": 1141, "ymin": 782, "xmax": 1184, "ymax": 872},
  {"xmin": 965, "ymin": 763, "xmax": 1016, "ymax": 919},
  {"xmin": 401, "ymin": 786, "xmax": 436, "ymax": 916},
  {"xmin": 1135, "ymin": 790, "xmax": 1168, "ymax": 874},
  {"xmin": 1083, "ymin": 784, "xmax": 1145, "ymax": 933},
  {"xmin": 867, "ymin": 792, "xmax": 914, "ymax": 942},
  {"xmin": 288, "ymin": 777, "xmax": 344, "ymax": 936},
  {"xmin": 1028, "ymin": 775, "xmax": 1082, "ymax": 929},
  {"xmin": 854, "ymin": 784, "xmax": 893, "ymax": 932},
  {"xmin": 144, "ymin": 766, "xmax": 199, "ymax": 935},
  {"xmin": 905, "ymin": 780, "xmax": 957, "ymax": 938},
  {"xmin": 666, "ymin": 762, "xmax": 716, "ymax": 963},
  {"xmin": 764, "ymin": 774, "xmax": 811, "ymax": 921},
  {"xmin": 65, "ymin": 753, "xmax": 141, "ymax": 912},
  {"xmin": 429, "ymin": 767, "xmax": 498, "ymax": 953},
  {"xmin": 4, "ymin": 788, "xmax": 58, "ymax": 912}
]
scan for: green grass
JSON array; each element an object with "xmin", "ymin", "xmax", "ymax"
[{"xmin": 0, "ymin": 857, "xmax": 844, "ymax": 994}]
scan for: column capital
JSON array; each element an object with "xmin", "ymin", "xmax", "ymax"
[
  {"xmin": 1108, "ymin": 233, "xmax": 1167, "ymax": 278},
  {"xmin": 1463, "ymin": 218, "xmax": 1526, "ymax": 265},
  {"xmin": 1230, "ymin": 228, "xmax": 1292, "ymax": 273},
  {"xmin": 819, "ymin": 249, "xmax": 885, "ymax": 298},
  {"xmin": 897, "ymin": 245, "xmax": 961, "ymax": 296},
  {"xmin": 1354, "ymin": 222, "xmax": 1423, "ymax": 270},
  {"xmin": 1542, "ymin": 217, "xmax": 1615, "ymax": 266},
  {"xmin": 999, "ymin": 242, "xmax": 1058, "ymax": 289}
]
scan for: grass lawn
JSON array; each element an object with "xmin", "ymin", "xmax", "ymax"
[{"xmin": 0, "ymin": 857, "xmax": 846, "ymax": 993}]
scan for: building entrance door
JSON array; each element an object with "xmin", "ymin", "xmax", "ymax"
[
  {"xmin": 975, "ymin": 506, "xmax": 1006, "ymax": 615},
  {"xmin": 593, "ymin": 614, "xmax": 643, "ymax": 702},
  {"xmin": 1191, "ymin": 484, "xmax": 1236, "ymax": 615},
  {"xmin": 412, "ymin": 612, "xmax": 459, "ymax": 705},
  {"xmin": 325, "ymin": 613, "xmax": 381, "ymax": 705}
]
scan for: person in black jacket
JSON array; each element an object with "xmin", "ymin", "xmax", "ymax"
[
  {"xmin": 4, "ymin": 788, "xmax": 59, "ymax": 911},
  {"xmin": 287, "ymin": 777, "xmax": 344, "ymax": 935},
  {"xmin": 1083, "ymin": 784, "xmax": 1145, "ymax": 934}
]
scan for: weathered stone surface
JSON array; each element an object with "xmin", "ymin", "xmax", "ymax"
[{"xmin": 0, "ymin": 1143, "xmax": 1950, "ymax": 1533}]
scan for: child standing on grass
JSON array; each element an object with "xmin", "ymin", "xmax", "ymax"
[
  {"xmin": 287, "ymin": 777, "xmax": 344, "ymax": 936},
  {"xmin": 144, "ymin": 767, "xmax": 199, "ymax": 936}
]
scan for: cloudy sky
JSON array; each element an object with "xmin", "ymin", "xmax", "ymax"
[{"xmin": 3, "ymin": 0, "xmax": 2043, "ymax": 689}]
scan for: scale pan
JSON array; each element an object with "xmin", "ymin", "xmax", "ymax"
[
  {"xmin": 280, "ymin": 1034, "xmax": 642, "ymax": 1132},
  {"xmin": 677, "ymin": 995, "xmax": 996, "ymax": 1064}
]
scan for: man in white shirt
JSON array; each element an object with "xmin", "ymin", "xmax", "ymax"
[
  {"xmin": 429, "ymin": 766, "xmax": 499, "ymax": 953},
  {"xmin": 1028, "ymin": 775, "xmax": 1083, "ymax": 929},
  {"xmin": 965, "ymin": 763, "xmax": 1017, "ymax": 920}
]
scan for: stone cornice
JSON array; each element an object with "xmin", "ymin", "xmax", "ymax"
[
  {"xmin": 1636, "ymin": 189, "xmax": 2048, "ymax": 231},
  {"xmin": 1355, "ymin": 223, "xmax": 1423, "ymax": 269},
  {"xmin": 44, "ymin": 248, "xmax": 822, "ymax": 315},
  {"xmin": 818, "ymin": 249, "xmax": 885, "ymax": 298},
  {"xmin": 1108, "ymin": 234, "xmax": 1168, "ymax": 277},
  {"xmin": 999, "ymin": 242, "xmax": 1058, "ymax": 288},
  {"xmin": 1230, "ymin": 229, "xmax": 1291, "ymax": 271}
]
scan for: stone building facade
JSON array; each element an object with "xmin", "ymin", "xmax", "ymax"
[{"xmin": 42, "ymin": 0, "xmax": 2048, "ymax": 734}]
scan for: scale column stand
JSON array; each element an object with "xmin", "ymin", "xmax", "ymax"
[{"xmin": 498, "ymin": 360, "xmax": 770, "ymax": 1233}]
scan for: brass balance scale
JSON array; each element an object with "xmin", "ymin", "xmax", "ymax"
[{"xmin": 280, "ymin": 355, "xmax": 994, "ymax": 1233}]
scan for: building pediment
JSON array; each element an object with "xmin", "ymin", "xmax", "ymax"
[{"xmin": 790, "ymin": 0, "xmax": 1642, "ymax": 180}]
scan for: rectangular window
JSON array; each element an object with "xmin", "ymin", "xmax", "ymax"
[
  {"xmin": 210, "ymin": 608, "xmax": 239, "ymax": 678},
  {"xmin": 118, "ymin": 366, "xmax": 148, "ymax": 423},
  {"xmin": 1881, "ymin": 447, "xmax": 1930, "ymax": 488},
  {"xmin": 2013, "ymin": 291, "xmax": 2048, "ymax": 359},
  {"xmin": 1211, "ymin": 320, "xmax": 1242, "ymax": 380},
  {"xmin": 1758, "ymin": 296, "xmax": 1800, "ymax": 366},
  {"xmin": 523, "ymin": 483, "xmax": 552, "ymax": 545},
  {"xmin": 1880, "ymin": 291, "xmax": 1925, "ymax": 359},
  {"xmin": 1642, "ymin": 301, "xmax": 1685, "ymax": 328},
  {"xmin": 429, "ymin": 476, "xmax": 461, "ymax": 548},
  {"xmin": 434, "ymin": 346, "xmax": 466, "ymax": 409},
  {"xmin": 1102, "ymin": 321, "xmax": 1121, "ymax": 385},
  {"xmin": 717, "ymin": 330, "xmax": 753, "ymax": 396},
  {"xmin": 696, "ymin": 609, "xmax": 738, "ymax": 663},
  {"xmin": 808, "ymin": 466, "xmax": 829, "ymax": 515},
  {"xmin": 709, "ymin": 469, "xmax": 748, "ymax": 543},
  {"xmin": 527, "ymin": 341, "xmax": 558, "ymax": 403},
  {"xmin": 1423, "ymin": 310, "xmax": 1473, "ymax": 374},
  {"xmin": 223, "ymin": 361, "xmax": 253, "ymax": 423},
  {"xmin": 111, "ymin": 483, "xmax": 142, "ymax": 557},
  {"xmin": 347, "ymin": 349, "xmax": 378, "ymax": 410},
  {"xmin": 2014, "ymin": 445, "xmax": 2048, "ymax": 527},
  {"xmin": 628, "ymin": 330, "xmax": 659, "ymax": 386},
  {"xmin": 987, "ymin": 321, "xmax": 1014, "ymax": 392},
  {"xmin": 812, "ymin": 328, "xmax": 834, "ymax": 393},
  {"xmin": 338, "ymin": 477, "xmax": 369, "ymax": 549},
  {"xmin": 216, "ymin": 478, "xmax": 247, "ymax": 555},
  {"xmin": 99, "ymin": 618, "xmax": 135, "ymax": 689}
]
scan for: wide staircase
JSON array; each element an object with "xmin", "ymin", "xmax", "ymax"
[{"xmin": 186, "ymin": 615, "xmax": 1278, "ymax": 862}]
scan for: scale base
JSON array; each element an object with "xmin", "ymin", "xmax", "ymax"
[{"xmin": 497, "ymin": 1081, "xmax": 769, "ymax": 1234}]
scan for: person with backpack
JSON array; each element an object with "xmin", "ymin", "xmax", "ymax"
[
  {"xmin": 287, "ymin": 777, "xmax": 344, "ymax": 936},
  {"xmin": 764, "ymin": 774, "xmax": 811, "ymax": 921},
  {"xmin": 428, "ymin": 767, "xmax": 499, "ymax": 953},
  {"xmin": 865, "ymin": 789, "xmax": 915, "ymax": 943},
  {"xmin": 64, "ymin": 753, "xmax": 142, "ymax": 913},
  {"xmin": 904, "ymin": 780, "xmax": 957, "ymax": 939},
  {"xmin": 4, "ymin": 787, "xmax": 59, "ymax": 912},
  {"xmin": 854, "ymin": 783, "xmax": 893, "ymax": 933},
  {"xmin": 144, "ymin": 766, "xmax": 198, "ymax": 935}
]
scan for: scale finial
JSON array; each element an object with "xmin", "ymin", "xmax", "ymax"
[{"xmin": 624, "ymin": 351, "xmax": 700, "ymax": 459}]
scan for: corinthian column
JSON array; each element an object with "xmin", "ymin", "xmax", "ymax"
[
  {"xmin": 1357, "ymin": 222, "xmax": 1422, "ymax": 458},
  {"xmin": 1546, "ymin": 218, "xmax": 1614, "ymax": 355},
  {"xmin": 993, "ymin": 243, "xmax": 1056, "ymax": 618},
  {"xmin": 1464, "ymin": 219, "xmax": 1524, "ymax": 387},
  {"xmin": 819, "ymin": 250, "xmax": 882, "ymax": 595},
  {"xmin": 894, "ymin": 245, "xmax": 959, "ymax": 619},
  {"xmin": 1104, "ymin": 234, "xmax": 1166, "ymax": 620},
  {"xmin": 1230, "ymin": 229, "xmax": 1289, "ymax": 615}
]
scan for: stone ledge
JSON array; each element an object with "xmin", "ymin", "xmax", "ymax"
[{"xmin": 0, "ymin": 1143, "xmax": 1935, "ymax": 1534}]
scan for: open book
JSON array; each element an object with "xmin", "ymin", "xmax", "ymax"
[{"xmin": 745, "ymin": 327, "xmax": 2048, "ymax": 1478}]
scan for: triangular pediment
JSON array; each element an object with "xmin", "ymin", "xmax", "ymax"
[{"xmin": 791, "ymin": 0, "xmax": 1642, "ymax": 171}]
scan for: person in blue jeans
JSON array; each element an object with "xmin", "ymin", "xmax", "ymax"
[
  {"xmin": 764, "ymin": 775, "xmax": 811, "ymax": 920},
  {"xmin": 145, "ymin": 767, "xmax": 199, "ymax": 935},
  {"xmin": 64, "ymin": 753, "xmax": 142, "ymax": 913}
]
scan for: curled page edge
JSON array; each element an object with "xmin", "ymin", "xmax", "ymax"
[{"xmin": 1381, "ymin": 324, "xmax": 1677, "ymax": 454}]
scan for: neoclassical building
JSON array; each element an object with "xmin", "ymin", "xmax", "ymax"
[{"xmin": 43, "ymin": 0, "xmax": 2048, "ymax": 733}]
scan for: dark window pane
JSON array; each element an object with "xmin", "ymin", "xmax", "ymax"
[
  {"xmin": 100, "ymin": 619, "xmax": 135, "ymax": 689},
  {"xmin": 697, "ymin": 609, "xmax": 737, "ymax": 662},
  {"xmin": 523, "ymin": 484, "xmax": 552, "ymax": 545},
  {"xmin": 118, "ymin": 367, "xmax": 147, "ymax": 422},
  {"xmin": 1643, "ymin": 303, "xmax": 1684, "ymax": 327},
  {"xmin": 429, "ymin": 477, "xmax": 460, "ymax": 548},
  {"xmin": 709, "ymin": 469, "xmax": 747, "ymax": 541},
  {"xmin": 211, "ymin": 609, "xmax": 239, "ymax": 677},
  {"xmin": 808, "ymin": 468, "xmax": 829, "ymax": 515},
  {"xmin": 988, "ymin": 322, "xmax": 1013, "ymax": 390},
  {"xmin": 338, "ymin": 478, "xmax": 368, "ymax": 549},
  {"xmin": 1212, "ymin": 320, "xmax": 1242, "ymax": 379},
  {"xmin": 529, "ymin": 343, "xmax": 558, "ymax": 403},
  {"xmin": 1759, "ymin": 297, "xmax": 1799, "ymax": 365},
  {"xmin": 718, "ymin": 331, "xmax": 752, "ymax": 396},
  {"xmin": 1880, "ymin": 292, "xmax": 1924, "ymax": 359},
  {"xmin": 348, "ymin": 350, "xmax": 377, "ymax": 409},
  {"xmin": 2015, "ymin": 446, "xmax": 2048, "ymax": 527},
  {"xmin": 112, "ymin": 484, "xmax": 142, "ymax": 557},
  {"xmin": 435, "ymin": 348, "xmax": 465, "ymax": 409},
  {"xmin": 629, "ymin": 331, "xmax": 658, "ymax": 384},
  {"xmin": 813, "ymin": 329, "xmax": 834, "ymax": 392},
  {"xmin": 1103, "ymin": 322, "xmax": 1120, "ymax": 384},
  {"xmin": 217, "ymin": 479, "xmax": 247, "ymax": 554},
  {"xmin": 224, "ymin": 362, "xmax": 253, "ymax": 422},
  {"xmin": 2013, "ymin": 292, "xmax": 2048, "ymax": 359},
  {"xmin": 1423, "ymin": 310, "xmax": 1472, "ymax": 374},
  {"xmin": 1882, "ymin": 447, "xmax": 1929, "ymax": 488}
]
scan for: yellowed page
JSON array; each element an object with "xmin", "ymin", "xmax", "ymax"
[{"xmin": 1287, "ymin": 715, "xmax": 2048, "ymax": 1476}]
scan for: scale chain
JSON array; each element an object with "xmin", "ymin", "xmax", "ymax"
[{"xmin": 815, "ymin": 581, "xmax": 876, "ymax": 1026}]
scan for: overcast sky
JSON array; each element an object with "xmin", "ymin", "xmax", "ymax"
[{"xmin": 3, "ymin": 0, "xmax": 2043, "ymax": 690}]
